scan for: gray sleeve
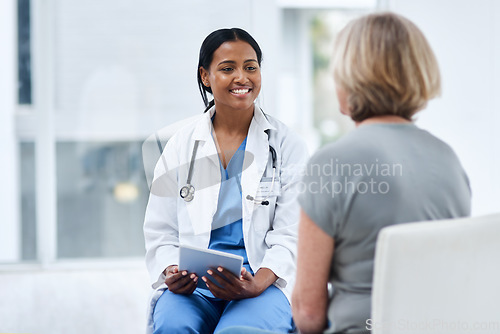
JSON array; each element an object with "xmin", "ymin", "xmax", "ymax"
[{"xmin": 297, "ymin": 150, "xmax": 342, "ymax": 238}]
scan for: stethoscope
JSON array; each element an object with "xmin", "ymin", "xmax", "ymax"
[
  {"xmin": 180, "ymin": 140, "xmax": 277, "ymax": 206},
  {"xmin": 179, "ymin": 140, "xmax": 200, "ymax": 202}
]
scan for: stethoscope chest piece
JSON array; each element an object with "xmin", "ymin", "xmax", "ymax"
[
  {"xmin": 179, "ymin": 140, "xmax": 201, "ymax": 202},
  {"xmin": 180, "ymin": 184, "xmax": 195, "ymax": 202}
]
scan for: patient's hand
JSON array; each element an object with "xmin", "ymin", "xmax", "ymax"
[
  {"xmin": 202, "ymin": 267, "xmax": 268, "ymax": 300},
  {"xmin": 164, "ymin": 265, "xmax": 198, "ymax": 295}
]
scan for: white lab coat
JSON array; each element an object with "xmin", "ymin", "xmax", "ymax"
[{"xmin": 144, "ymin": 105, "xmax": 308, "ymax": 312}]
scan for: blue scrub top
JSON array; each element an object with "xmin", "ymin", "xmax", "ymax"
[
  {"xmin": 209, "ymin": 136, "xmax": 252, "ymax": 274},
  {"xmin": 198, "ymin": 134, "xmax": 253, "ymax": 297}
]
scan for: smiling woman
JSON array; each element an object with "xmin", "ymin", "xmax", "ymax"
[
  {"xmin": 200, "ymin": 40, "xmax": 262, "ymax": 167},
  {"xmin": 199, "ymin": 40, "xmax": 261, "ymax": 116},
  {"xmin": 144, "ymin": 28, "xmax": 309, "ymax": 334}
]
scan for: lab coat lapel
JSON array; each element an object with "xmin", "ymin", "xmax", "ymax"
[
  {"xmin": 192, "ymin": 107, "xmax": 219, "ymax": 169},
  {"xmin": 184, "ymin": 108, "xmax": 220, "ymax": 236}
]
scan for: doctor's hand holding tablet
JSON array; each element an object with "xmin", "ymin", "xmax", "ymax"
[
  {"xmin": 165, "ymin": 245, "xmax": 269, "ymax": 300},
  {"xmin": 164, "ymin": 264, "xmax": 263, "ymax": 300},
  {"xmin": 163, "ymin": 264, "xmax": 198, "ymax": 295}
]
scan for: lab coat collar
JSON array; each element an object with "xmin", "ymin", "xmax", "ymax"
[
  {"xmin": 191, "ymin": 103, "xmax": 276, "ymax": 142},
  {"xmin": 192, "ymin": 107, "xmax": 215, "ymax": 142},
  {"xmin": 253, "ymin": 103, "xmax": 277, "ymax": 132},
  {"xmin": 189, "ymin": 103, "xmax": 275, "ymax": 179}
]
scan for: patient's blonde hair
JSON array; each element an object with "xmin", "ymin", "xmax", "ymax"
[{"xmin": 332, "ymin": 12, "xmax": 441, "ymax": 122}]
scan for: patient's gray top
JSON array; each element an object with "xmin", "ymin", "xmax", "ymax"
[{"xmin": 298, "ymin": 123, "xmax": 471, "ymax": 334}]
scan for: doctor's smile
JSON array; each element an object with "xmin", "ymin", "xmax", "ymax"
[{"xmin": 229, "ymin": 86, "xmax": 253, "ymax": 96}]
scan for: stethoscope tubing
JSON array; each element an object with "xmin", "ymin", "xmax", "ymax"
[{"xmin": 186, "ymin": 141, "xmax": 200, "ymax": 186}]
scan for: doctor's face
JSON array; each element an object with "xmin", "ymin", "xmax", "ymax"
[{"xmin": 200, "ymin": 40, "xmax": 261, "ymax": 113}]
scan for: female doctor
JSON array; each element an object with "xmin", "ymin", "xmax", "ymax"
[{"xmin": 144, "ymin": 28, "xmax": 308, "ymax": 333}]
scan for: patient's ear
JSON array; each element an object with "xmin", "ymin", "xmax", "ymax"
[{"xmin": 335, "ymin": 85, "xmax": 350, "ymax": 117}]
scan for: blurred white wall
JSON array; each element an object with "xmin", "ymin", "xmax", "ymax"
[
  {"xmin": 385, "ymin": 0, "xmax": 500, "ymax": 215},
  {"xmin": 48, "ymin": 0, "xmax": 280, "ymax": 141}
]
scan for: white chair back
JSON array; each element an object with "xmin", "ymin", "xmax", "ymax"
[{"xmin": 371, "ymin": 213, "xmax": 500, "ymax": 334}]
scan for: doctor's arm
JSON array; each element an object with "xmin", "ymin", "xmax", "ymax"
[
  {"xmin": 144, "ymin": 139, "xmax": 188, "ymax": 290},
  {"xmin": 292, "ymin": 209, "xmax": 334, "ymax": 333},
  {"xmin": 144, "ymin": 193, "xmax": 197, "ymax": 294},
  {"xmin": 144, "ymin": 190, "xmax": 182, "ymax": 289}
]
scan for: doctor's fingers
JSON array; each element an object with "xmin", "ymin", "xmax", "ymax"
[
  {"xmin": 165, "ymin": 271, "xmax": 197, "ymax": 289},
  {"xmin": 240, "ymin": 268, "xmax": 254, "ymax": 281},
  {"xmin": 202, "ymin": 276, "xmax": 234, "ymax": 300},
  {"xmin": 205, "ymin": 268, "xmax": 240, "ymax": 290},
  {"xmin": 205, "ymin": 283, "xmax": 227, "ymax": 300},
  {"xmin": 169, "ymin": 280, "xmax": 198, "ymax": 295},
  {"xmin": 172, "ymin": 276, "xmax": 198, "ymax": 295},
  {"xmin": 168, "ymin": 275, "xmax": 198, "ymax": 294},
  {"xmin": 215, "ymin": 267, "xmax": 241, "ymax": 281}
]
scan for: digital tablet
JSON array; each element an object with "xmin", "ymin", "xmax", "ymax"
[{"xmin": 178, "ymin": 245, "xmax": 243, "ymax": 289}]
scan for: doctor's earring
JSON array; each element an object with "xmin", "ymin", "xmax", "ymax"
[{"xmin": 204, "ymin": 81, "xmax": 210, "ymax": 87}]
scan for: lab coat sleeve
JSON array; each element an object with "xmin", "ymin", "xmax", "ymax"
[
  {"xmin": 143, "ymin": 140, "xmax": 181, "ymax": 289},
  {"xmin": 259, "ymin": 132, "xmax": 309, "ymax": 289}
]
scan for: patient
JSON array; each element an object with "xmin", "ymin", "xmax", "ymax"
[{"xmin": 292, "ymin": 12, "xmax": 471, "ymax": 334}]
